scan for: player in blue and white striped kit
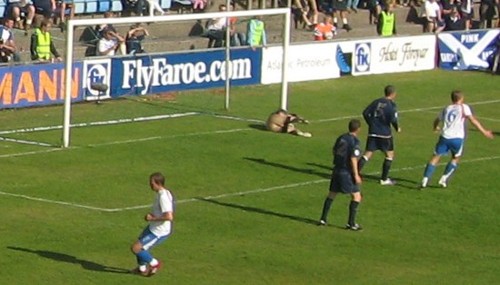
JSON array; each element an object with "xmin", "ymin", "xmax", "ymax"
[
  {"xmin": 358, "ymin": 85, "xmax": 401, "ymax": 185},
  {"xmin": 421, "ymin": 90, "xmax": 494, "ymax": 188}
]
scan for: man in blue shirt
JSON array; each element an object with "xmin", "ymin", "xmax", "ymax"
[
  {"xmin": 319, "ymin": 119, "xmax": 363, "ymax": 230},
  {"xmin": 358, "ymin": 85, "xmax": 401, "ymax": 185}
]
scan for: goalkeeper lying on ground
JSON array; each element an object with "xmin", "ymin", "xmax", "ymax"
[{"xmin": 266, "ymin": 109, "xmax": 312, "ymax": 138}]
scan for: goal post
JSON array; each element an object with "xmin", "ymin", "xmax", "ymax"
[{"xmin": 63, "ymin": 8, "xmax": 291, "ymax": 148}]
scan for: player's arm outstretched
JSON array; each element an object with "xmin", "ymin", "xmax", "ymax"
[{"xmin": 468, "ymin": 115, "xmax": 494, "ymax": 139}]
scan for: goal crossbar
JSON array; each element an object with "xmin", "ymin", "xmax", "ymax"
[{"xmin": 63, "ymin": 8, "xmax": 291, "ymax": 147}]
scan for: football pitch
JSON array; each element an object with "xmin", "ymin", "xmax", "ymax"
[{"xmin": 0, "ymin": 70, "xmax": 498, "ymax": 284}]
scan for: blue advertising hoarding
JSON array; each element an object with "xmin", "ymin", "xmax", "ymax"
[
  {"xmin": 438, "ymin": 29, "xmax": 500, "ymax": 70},
  {"xmin": 83, "ymin": 48, "xmax": 262, "ymax": 99},
  {"xmin": 0, "ymin": 62, "xmax": 83, "ymax": 109}
]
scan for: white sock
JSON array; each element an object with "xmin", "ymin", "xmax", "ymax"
[
  {"xmin": 150, "ymin": 258, "xmax": 159, "ymax": 267},
  {"xmin": 421, "ymin": 177, "xmax": 428, "ymax": 186},
  {"xmin": 139, "ymin": 264, "xmax": 148, "ymax": 272}
]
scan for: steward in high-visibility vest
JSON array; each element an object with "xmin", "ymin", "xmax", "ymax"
[
  {"xmin": 30, "ymin": 19, "xmax": 61, "ymax": 61},
  {"xmin": 377, "ymin": 5, "xmax": 397, "ymax": 37},
  {"xmin": 247, "ymin": 16, "xmax": 267, "ymax": 48}
]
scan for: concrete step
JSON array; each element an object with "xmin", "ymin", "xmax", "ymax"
[{"xmin": 11, "ymin": 6, "xmax": 425, "ymax": 62}]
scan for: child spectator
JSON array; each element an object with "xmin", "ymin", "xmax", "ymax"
[{"xmin": 314, "ymin": 16, "xmax": 336, "ymax": 41}]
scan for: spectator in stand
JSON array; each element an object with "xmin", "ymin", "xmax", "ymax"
[
  {"xmin": 314, "ymin": 16, "xmax": 336, "ymax": 41},
  {"xmin": 480, "ymin": 0, "xmax": 499, "ymax": 28},
  {"xmin": 121, "ymin": 0, "xmax": 146, "ymax": 16},
  {"xmin": 228, "ymin": 3, "xmax": 246, "ymax": 46},
  {"xmin": 56, "ymin": 0, "xmax": 75, "ymax": 32},
  {"xmin": 305, "ymin": 0, "xmax": 319, "ymax": 27},
  {"xmin": 424, "ymin": 0, "xmax": 445, "ymax": 33},
  {"xmin": 441, "ymin": 0, "xmax": 459, "ymax": 16},
  {"xmin": 0, "ymin": 18, "xmax": 21, "ymax": 62},
  {"xmin": 459, "ymin": 0, "xmax": 474, "ymax": 30},
  {"xmin": 247, "ymin": 15, "xmax": 267, "ymax": 50},
  {"xmin": 205, "ymin": 4, "xmax": 227, "ymax": 48},
  {"xmin": 368, "ymin": 0, "xmax": 383, "ymax": 25},
  {"xmin": 377, "ymin": 3, "xmax": 397, "ymax": 36},
  {"xmin": 30, "ymin": 19, "xmax": 61, "ymax": 62},
  {"xmin": 146, "ymin": 0, "xmax": 164, "ymax": 16},
  {"xmin": 332, "ymin": 0, "xmax": 353, "ymax": 31},
  {"xmin": 126, "ymin": 24, "xmax": 149, "ymax": 55},
  {"xmin": 347, "ymin": 0, "xmax": 360, "ymax": 13},
  {"xmin": 95, "ymin": 12, "xmax": 127, "ymax": 55},
  {"xmin": 6, "ymin": 0, "xmax": 35, "ymax": 34},
  {"xmin": 192, "ymin": 0, "xmax": 208, "ymax": 11},
  {"xmin": 98, "ymin": 28, "xmax": 125, "ymax": 56},
  {"xmin": 444, "ymin": 6, "xmax": 466, "ymax": 30},
  {"xmin": 292, "ymin": 0, "xmax": 318, "ymax": 29},
  {"xmin": 32, "ymin": 0, "xmax": 56, "ymax": 20}
]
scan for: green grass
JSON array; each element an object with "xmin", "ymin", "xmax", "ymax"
[{"xmin": 0, "ymin": 70, "xmax": 499, "ymax": 285}]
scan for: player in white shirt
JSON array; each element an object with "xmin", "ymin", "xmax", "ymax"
[
  {"xmin": 421, "ymin": 91, "xmax": 494, "ymax": 188},
  {"xmin": 130, "ymin": 172, "xmax": 174, "ymax": 277}
]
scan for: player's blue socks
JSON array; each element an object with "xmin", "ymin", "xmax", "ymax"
[
  {"xmin": 137, "ymin": 250, "xmax": 153, "ymax": 264},
  {"xmin": 423, "ymin": 163, "xmax": 436, "ymax": 179},
  {"xmin": 443, "ymin": 162, "xmax": 458, "ymax": 178}
]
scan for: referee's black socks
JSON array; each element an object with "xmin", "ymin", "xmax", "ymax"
[
  {"xmin": 358, "ymin": 156, "xmax": 369, "ymax": 172},
  {"xmin": 320, "ymin": 198, "xmax": 333, "ymax": 222},
  {"xmin": 348, "ymin": 201, "xmax": 360, "ymax": 226},
  {"xmin": 381, "ymin": 158, "xmax": 393, "ymax": 180}
]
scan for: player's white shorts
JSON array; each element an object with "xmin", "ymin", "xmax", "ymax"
[{"xmin": 434, "ymin": 136, "xmax": 464, "ymax": 158}]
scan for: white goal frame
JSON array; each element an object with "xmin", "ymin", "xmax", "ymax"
[{"xmin": 63, "ymin": 8, "xmax": 291, "ymax": 148}]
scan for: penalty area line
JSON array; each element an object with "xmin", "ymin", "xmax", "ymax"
[
  {"xmin": 1, "ymin": 155, "xmax": 499, "ymax": 212},
  {"xmin": 0, "ymin": 112, "xmax": 199, "ymax": 136}
]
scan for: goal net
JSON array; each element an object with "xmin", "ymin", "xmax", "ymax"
[{"xmin": 62, "ymin": 8, "xmax": 292, "ymax": 147}]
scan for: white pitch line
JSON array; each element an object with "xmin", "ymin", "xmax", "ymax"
[
  {"xmin": 0, "ymin": 128, "xmax": 253, "ymax": 159},
  {"xmin": 0, "ymin": 112, "xmax": 199, "ymax": 135},
  {"xmin": 475, "ymin": 116, "xmax": 500, "ymax": 122},
  {"xmin": 87, "ymin": 128, "xmax": 252, "ymax": 147},
  {"xmin": 1, "ymin": 155, "xmax": 499, "ymax": 212},
  {"xmin": 313, "ymin": 99, "xmax": 500, "ymax": 123},
  {"xmin": 0, "ymin": 99, "xmax": 498, "ymax": 154},
  {"xmin": 0, "ymin": 148, "xmax": 63, "ymax": 158}
]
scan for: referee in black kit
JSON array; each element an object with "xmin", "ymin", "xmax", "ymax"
[{"xmin": 319, "ymin": 119, "xmax": 363, "ymax": 231}]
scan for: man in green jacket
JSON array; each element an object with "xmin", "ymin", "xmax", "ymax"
[{"xmin": 30, "ymin": 19, "xmax": 62, "ymax": 62}]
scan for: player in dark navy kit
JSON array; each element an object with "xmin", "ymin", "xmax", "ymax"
[
  {"xmin": 319, "ymin": 119, "xmax": 363, "ymax": 230},
  {"xmin": 357, "ymin": 85, "xmax": 401, "ymax": 185}
]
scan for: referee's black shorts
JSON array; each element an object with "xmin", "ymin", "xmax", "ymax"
[
  {"xmin": 329, "ymin": 169, "xmax": 360, "ymax": 194},
  {"xmin": 365, "ymin": 136, "xmax": 394, "ymax": 152}
]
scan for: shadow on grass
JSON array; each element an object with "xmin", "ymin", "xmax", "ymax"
[
  {"xmin": 244, "ymin": 157, "xmax": 331, "ymax": 179},
  {"xmin": 361, "ymin": 174, "xmax": 420, "ymax": 190},
  {"xmin": 306, "ymin": 162, "xmax": 332, "ymax": 171},
  {"xmin": 248, "ymin": 124, "xmax": 268, "ymax": 131},
  {"xmin": 7, "ymin": 246, "xmax": 130, "ymax": 274},
  {"xmin": 197, "ymin": 197, "xmax": 319, "ymax": 225}
]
